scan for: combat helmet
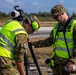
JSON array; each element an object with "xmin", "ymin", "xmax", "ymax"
[{"xmin": 51, "ymin": 4, "xmax": 66, "ymax": 18}]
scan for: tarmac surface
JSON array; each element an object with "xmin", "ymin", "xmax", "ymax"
[
  {"xmin": 25, "ymin": 63, "xmax": 52, "ymax": 75},
  {"xmin": 29, "ymin": 27, "xmax": 53, "ymax": 38},
  {"xmin": 0, "ymin": 27, "xmax": 53, "ymax": 38}
]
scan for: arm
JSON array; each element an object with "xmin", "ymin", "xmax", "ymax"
[
  {"xmin": 65, "ymin": 23, "xmax": 76, "ymax": 73},
  {"xmin": 14, "ymin": 34, "xmax": 28, "ymax": 75},
  {"xmin": 16, "ymin": 61, "xmax": 25, "ymax": 75},
  {"xmin": 73, "ymin": 24, "xmax": 76, "ymax": 54},
  {"xmin": 32, "ymin": 30, "xmax": 54, "ymax": 48}
]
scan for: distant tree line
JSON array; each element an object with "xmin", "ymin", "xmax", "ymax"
[
  {"xmin": 72, "ymin": 13, "xmax": 76, "ymax": 17},
  {"xmin": 0, "ymin": 11, "xmax": 76, "ymax": 21},
  {"xmin": 0, "ymin": 11, "xmax": 51, "ymax": 18}
]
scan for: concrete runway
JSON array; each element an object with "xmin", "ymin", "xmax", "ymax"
[
  {"xmin": 29, "ymin": 27, "xmax": 53, "ymax": 38},
  {"xmin": 0, "ymin": 27, "xmax": 53, "ymax": 38}
]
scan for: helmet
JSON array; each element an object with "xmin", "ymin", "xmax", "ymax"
[
  {"xmin": 51, "ymin": 4, "xmax": 66, "ymax": 18},
  {"xmin": 11, "ymin": 5, "xmax": 24, "ymax": 21},
  {"xmin": 25, "ymin": 15, "xmax": 40, "ymax": 31}
]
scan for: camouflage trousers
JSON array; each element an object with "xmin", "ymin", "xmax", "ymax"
[
  {"xmin": 52, "ymin": 64, "xmax": 70, "ymax": 75},
  {"xmin": 51, "ymin": 56, "xmax": 76, "ymax": 75},
  {"xmin": 0, "ymin": 57, "xmax": 20, "ymax": 75}
]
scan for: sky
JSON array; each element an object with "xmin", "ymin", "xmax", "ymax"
[{"xmin": 0, "ymin": 0, "xmax": 76, "ymax": 16}]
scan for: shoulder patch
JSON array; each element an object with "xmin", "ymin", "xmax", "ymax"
[{"xmin": 24, "ymin": 43, "xmax": 28, "ymax": 49}]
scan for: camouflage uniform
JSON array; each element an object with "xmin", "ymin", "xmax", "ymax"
[
  {"xmin": 33, "ymin": 4, "xmax": 76, "ymax": 75},
  {"xmin": 0, "ymin": 15, "xmax": 40, "ymax": 75},
  {"xmin": 0, "ymin": 34, "xmax": 28, "ymax": 75}
]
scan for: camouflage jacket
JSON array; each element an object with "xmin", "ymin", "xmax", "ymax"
[
  {"xmin": 33, "ymin": 21, "xmax": 76, "ymax": 58},
  {"xmin": 14, "ymin": 33, "xmax": 28, "ymax": 62}
]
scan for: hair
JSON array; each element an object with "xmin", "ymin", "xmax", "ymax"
[
  {"xmin": 23, "ymin": 18, "xmax": 29, "ymax": 24},
  {"xmin": 23, "ymin": 19, "xmax": 35, "ymax": 32}
]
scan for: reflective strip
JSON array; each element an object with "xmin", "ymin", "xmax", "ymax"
[
  {"xmin": 0, "ymin": 33, "xmax": 15, "ymax": 48},
  {"xmin": 13, "ymin": 28, "xmax": 25, "ymax": 33},
  {"xmin": 0, "ymin": 28, "xmax": 26, "ymax": 54},
  {"xmin": 55, "ymin": 47, "xmax": 73, "ymax": 52},
  {"xmin": 56, "ymin": 37, "xmax": 73, "ymax": 42},
  {"xmin": 0, "ymin": 44, "xmax": 14, "ymax": 54}
]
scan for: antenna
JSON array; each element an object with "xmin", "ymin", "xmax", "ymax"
[{"xmin": 14, "ymin": 5, "xmax": 19, "ymax": 10}]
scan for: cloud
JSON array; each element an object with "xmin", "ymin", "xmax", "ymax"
[
  {"xmin": 32, "ymin": 2, "xmax": 38, "ymax": 5},
  {"xmin": 68, "ymin": 7, "xmax": 75, "ymax": 11},
  {"xmin": 59, "ymin": 0, "xmax": 64, "ymax": 4},
  {"xmin": 5, "ymin": 0, "xmax": 14, "ymax": 2}
]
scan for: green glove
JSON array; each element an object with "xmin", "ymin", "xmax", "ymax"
[{"xmin": 45, "ymin": 59, "xmax": 55, "ymax": 67}]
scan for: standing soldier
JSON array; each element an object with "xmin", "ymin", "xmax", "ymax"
[
  {"xmin": 0, "ymin": 6, "xmax": 40, "ymax": 75},
  {"xmin": 31, "ymin": 4, "xmax": 76, "ymax": 75}
]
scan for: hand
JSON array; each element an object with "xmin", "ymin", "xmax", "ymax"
[
  {"xmin": 20, "ymin": 73, "xmax": 25, "ymax": 75},
  {"xmin": 45, "ymin": 59, "xmax": 51, "ymax": 67},
  {"xmin": 28, "ymin": 40, "xmax": 34, "ymax": 45},
  {"xmin": 66, "ymin": 61, "xmax": 74, "ymax": 73},
  {"xmin": 45, "ymin": 59, "xmax": 51, "ymax": 64}
]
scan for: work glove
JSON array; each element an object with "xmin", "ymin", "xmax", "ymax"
[{"xmin": 45, "ymin": 58, "xmax": 55, "ymax": 67}]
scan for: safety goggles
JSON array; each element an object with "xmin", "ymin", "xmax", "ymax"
[{"xmin": 53, "ymin": 14, "xmax": 60, "ymax": 19}]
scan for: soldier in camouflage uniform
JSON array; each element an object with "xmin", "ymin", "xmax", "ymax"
[
  {"xmin": 0, "ymin": 12, "xmax": 40, "ymax": 75},
  {"xmin": 31, "ymin": 4, "xmax": 76, "ymax": 75}
]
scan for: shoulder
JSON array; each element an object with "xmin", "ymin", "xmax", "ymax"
[
  {"xmin": 16, "ymin": 34, "xmax": 27, "ymax": 39},
  {"xmin": 9, "ymin": 20, "xmax": 20, "ymax": 25},
  {"xmin": 15, "ymin": 33, "xmax": 28, "ymax": 42},
  {"xmin": 70, "ymin": 17, "xmax": 76, "ymax": 23}
]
